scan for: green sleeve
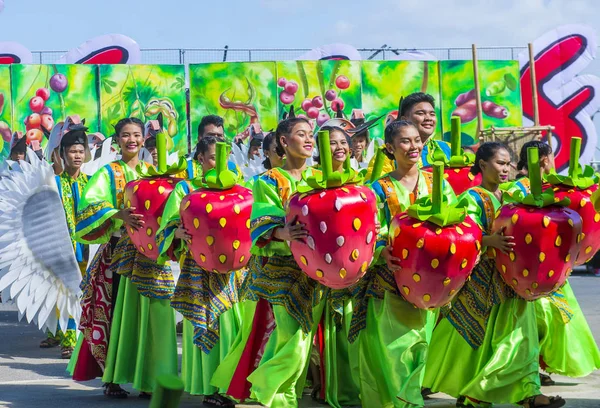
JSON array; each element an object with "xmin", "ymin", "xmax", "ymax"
[
  {"xmin": 457, "ymin": 190, "xmax": 484, "ymax": 229},
  {"xmin": 372, "ymin": 183, "xmax": 389, "ymax": 263},
  {"xmin": 75, "ymin": 166, "xmax": 122, "ymax": 244},
  {"xmin": 156, "ymin": 181, "xmax": 188, "ymax": 265},
  {"xmin": 442, "ymin": 179, "xmax": 458, "ymax": 205},
  {"xmin": 250, "ymin": 174, "xmax": 290, "ymax": 257}
]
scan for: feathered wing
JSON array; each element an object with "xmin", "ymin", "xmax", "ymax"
[
  {"xmin": 81, "ymin": 137, "xmax": 117, "ymax": 176},
  {"xmin": 0, "ymin": 151, "xmax": 82, "ymax": 334},
  {"xmin": 229, "ymin": 143, "xmax": 265, "ymax": 181}
]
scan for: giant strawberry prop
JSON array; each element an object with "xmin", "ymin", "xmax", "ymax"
[
  {"xmin": 287, "ymin": 130, "xmax": 377, "ymax": 289},
  {"xmin": 180, "ymin": 142, "xmax": 253, "ymax": 273},
  {"xmin": 124, "ymin": 115, "xmax": 185, "ymax": 260},
  {"xmin": 546, "ymin": 137, "xmax": 600, "ymax": 265},
  {"xmin": 390, "ymin": 162, "xmax": 482, "ymax": 309},
  {"xmin": 495, "ymin": 147, "xmax": 582, "ymax": 300},
  {"xmin": 423, "ymin": 117, "xmax": 481, "ymax": 195}
]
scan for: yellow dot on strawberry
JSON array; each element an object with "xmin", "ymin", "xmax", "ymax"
[
  {"xmin": 145, "ymin": 200, "xmax": 151, "ymax": 210},
  {"xmin": 238, "ymin": 194, "xmax": 244, "ymax": 200},
  {"xmin": 565, "ymin": 254, "xmax": 571, "ymax": 262},
  {"xmin": 206, "ymin": 236, "xmax": 214, "ymax": 246},
  {"xmin": 435, "ymin": 228, "xmax": 442, "ymax": 235},
  {"xmin": 300, "ymin": 255, "xmax": 308, "ymax": 266},
  {"xmin": 360, "ymin": 192, "xmax": 367, "ymax": 200},
  {"xmin": 595, "ymin": 213, "xmax": 600, "ymax": 223},
  {"xmin": 456, "ymin": 226, "xmax": 464, "ymax": 235},
  {"xmin": 233, "ymin": 240, "xmax": 240, "ymax": 250},
  {"xmin": 539, "ymin": 252, "xmax": 545, "ymax": 262},
  {"xmin": 147, "ymin": 243, "xmax": 153, "ymax": 250},
  {"xmin": 402, "ymin": 286, "xmax": 410, "ymax": 295},
  {"xmin": 218, "ymin": 195, "xmax": 224, "ymax": 201},
  {"xmin": 219, "ymin": 254, "xmax": 227, "ymax": 264},
  {"xmin": 532, "ymin": 282, "xmax": 538, "ymax": 289},
  {"xmin": 201, "ymin": 193, "xmax": 207, "ymax": 198},
  {"xmin": 548, "ymin": 270, "xmax": 555, "ymax": 278},
  {"xmin": 361, "ymin": 261, "xmax": 368, "ymax": 273},
  {"xmin": 512, "ymin": 278, "xmax": 518, "ymax": 286},
  {"xmin": 246, "ymin": 219, "xmax": 251, "ymax": 229},
  {"xmin": 468, "ymin": 172, "xmax": 474, "ymax": 181},
  {"xmin": 130, "ymin": 228, "xmax": 135, "ymax": 235},
  {"xmin": 431, "ymin": 259, "xmax": 439, "ymax": 269},
  {"xmin": 239, "ymin": 255, "xmax": 245, "ymax": 263},
  {"xmin": 555, "ymin": 235, "xmax": 562, "ymax": 247},
  {"xmin": 461, "ymin": 258, "xmax": 468, "ymax": 269},
  {"xmin": 402, "ymin": 249, "xmax": 409, "ymax": 259},
  {"xmin": 449, "ymin": 289, "xmax": 456, "ymax": 296},
  {"xmin": 339, "ymin": 268, "xmax": 347, "ymax": 278},
  {"xmin": 543, "ymin": 216, "xmax": 550, "ymax": 228},
  {"xmin": 525, "ymin": 289, "xmax": 532, "ymax": 296},
  {"xmin": 509, "ymin": 252, "xmax": 516, "ymax": 262},
  {"xmin": 158, "ymin": 186, "xmax": 165, "ymax": 194},
  {"xmin": 443, "ymin": 277, "xmax": 451, "ymax": 286},
  {"xmin": 585, "ymin": 246, "xmax": 593, "ymax": 254},
  {"xmin": 351, "ymin": 249, "xmax": 359, "ymax": 261},
  {"xmin": 133, "ymin": 185, "xmax": 139, "ymax": 193},
  {"xmin": 525, "ymin": 234, "xmax": 532, "ymax": 244},
  {"xmin": 193, "ymin": 218, "xmax": 200, "ymax": 229},
  {"xmin": 522, "ymin": 269, "xmax": 529, "ymax": 277},
  {"xmin": 462, "ymin": 221, "xmax": 472, "ymax": 228},
  {"xmin": 127, "ymin": 200, "xmax": 131, "ymax": 208},
  {"xmin": 234, "ymin": 205, "xmax": 241, "ymax": 215},
  {"xmin": 450, "ymin": 243, "xmax": 456, "ymax": 254},
  {"xmin": 416, "ymin": 238, "xmax": 425, "ymax": 249},
  {"xmin": 139, "ymin": 246, "xmax": 145, "ymax": 253},
  {"xmin": 200, "ymin": 254, "xmax": 206, "ymax": 262},
  {"xmin": 476, "ymin": 241, "xmax": 481, "ymax": 251},
  {"xmin": 413, "ymin": 273, "xmax": 421, "ymax": 282},
  {"xmin": 157, "ymin": 216, "xmax": 162, "ymax": 225},
  {"xmin": 412, "ymin": 222, "xmax": 423, "ymax": 228},
  {"xmin": 568, "ymin": 219, "xmax": 574, "ymax": 227},
  {"xmin": 501, "ymin": 264, "xmax": 506, "ymax": 273},
  {"xmin": 206, "ymin": 203, "xmax": 213, "ymax": 213},
  {"xmin": 149, "ymin": 180, "xmax": 156, "ymax": 185},
  {"xmin": 423, "ymin": 294, "xmax": 431, "ymax": 302},
  {"xmin": 146, "ymin": 228, "xmax": 153, "ymax": 236},
  {"xmin": 219, "ymin": 218, "xmax": 227, "ymax": 228},
  {"xmin": 394, "ymin": 228, "xmax": 401, "ymax": 238},
  {"xmin": 316, "ymin": 269, "xmax": 324, "ymax": 278},
  {"xmin": 511, "ymin": 213, "xmax": 519, "ymax": 224},
  {"xmin": 341, "ymin": 187, "xmax": 350, "ymax": 193},
  {"xmin": 580, "ymin": 198, "xmax": 587, "ymax": 208},
  {"xmin": 353, "ymin": 218, "xmax": 361, "ymax": 231},
  {"xmin": 184, "ymin": 201, "xmax": 191, "ymax": 211}
]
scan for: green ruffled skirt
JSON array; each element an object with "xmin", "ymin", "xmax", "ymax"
[
  {"xmin": 536, "ymin": 280, "xmax": 600, "ymax": 377},
  {"xmin": 101, "ymin": 276, "xmax": 178, "ymax": 393},
  {"xmin": 424, "ymin": 298, "xmax": 541, "ymax": 404},
  {"xmin": 182, "ymin": 304, "xmax": 242, "ymax": 396},
  {"xmin": 355, "ymin": 291, "xmax": 435, "ymax": 408}
]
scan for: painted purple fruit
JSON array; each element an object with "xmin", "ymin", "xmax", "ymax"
[
  {"xmin": 312, "ymin": 96, "xmax": 324, "ymax": 108},
  {"xmin": 284, "ymin": 81, "xmax": 299, "ymax": 94},
  {"xmin": 301, "ymin": 98, "xmax": 313, "ymax": 112},
  {"xmin": 277, "ymin": 77, "xmax": 287, "ymax": 87},
  {"xmin": 279, "ymin": 91, "xmax": 295, "ymax": 105},
  {"xmin": 307, "ymin": 107, "xmax": 320, "ymax": 119},
  {"xmin": 317, "ymin": 112, "xmax": 330, "ymax": 126},
  {"xmin": 49, "ymin": 73, "xmax": 68, "ymax": 93},
  {"xmin": 325, "ymin": 90, "xmax": 337, "ymax": 101},
  {"xmin": 40, "ymin": 107, "xmax": 53, "ymax": 116}
]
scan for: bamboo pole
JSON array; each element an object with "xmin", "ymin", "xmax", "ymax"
[
  {"xmin": 528, "ymin": 43, "xmax": 540, "ymax": 127},
  {"xmin": 472, "ymin": 44, "xmax": 484, "ymax": 141}
]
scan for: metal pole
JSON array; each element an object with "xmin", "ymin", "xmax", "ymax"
[{"xmin": 223, "ymin": 45, "xmax": 229, "ymax": 62}]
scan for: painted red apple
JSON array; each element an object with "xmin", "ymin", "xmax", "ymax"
[
  {"xmin": 331, "ymin": 98, "xmax": 345, "ymax": 111},
  {"xmin": 317, "ymin": 112, "xmax": 330, "ymax": 127},
  {"xmin": 312, "ymin": 96, "xmax": 324, "ymax": 108},
  {"xmin": 279, "ymin": 91, "xmax": 295, "ymax": 105},
  {"xmin": 301, "ymin": 98, "xmax": 313, "ymax": 112},
  {"xmin": 26, "ymin": 129, "xmax": 43, "ymax": 144},
  {"xmin": 277, "ymin": 77, "xmax": 287, "ymax": 87},
  {"xmin": 26, "ymin": 114, "xmax": 41, "ymax": 130},
  {"xmin": 307, "ymin": 107, "xmax": 320, "ymax": 119},
  {"xmin": 29, "ymin": 97, "xmax": 45, "ymax": 113},
  {"xmin": 335, "ymin": 75, "xmax": 350, "ymax": 90},
  {"xmin": 41, "ymin": 114, "xmax": 54, "ymax": 131},
  {"xmin": 284, "ymin": 81, "xmax": 299, "ymax": 94},
  {"xmin": 36, "ymin": 87, "xmax": 51, "ymax": 101}
]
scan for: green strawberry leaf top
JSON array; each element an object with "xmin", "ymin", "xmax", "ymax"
[
  {"xmin": 428, "ymin": 117, "xmax": 475, "ymax": 168},
  {"xmin": 407, "ymin": 161, "xmax": 468, "ymax": 227},
  {"xmin": 545, "ymin": 137, "xmax": 599, "ymax": 189},
  {"xmin": 203, "ymin": 142, "xmax": 238, "ymax": 190}
]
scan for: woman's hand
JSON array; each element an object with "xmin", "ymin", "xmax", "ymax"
[
  {"xmin": 483, "ymin": 227, "xmax": 515, "ymax": 254},
  {"xmin": 175, "ymin": 224, "xmax": 191, "ymax": 242},
  {"xmin": 381, "ymin": 245, "xmax": 402, "ymax": 272},
  {"xmin": 114, "ymin": 207, "xmax": 145, "ymax": 230},
  {"xmin": 273, "ymin": 216, "xmax": 308, "ymax": 242}
]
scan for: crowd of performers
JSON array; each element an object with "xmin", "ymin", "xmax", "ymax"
[{"xmin": 4, "ymin": 91, "xmax": 600, "ymax": 408}]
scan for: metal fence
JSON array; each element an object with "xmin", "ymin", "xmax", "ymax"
[{"xmin": 31, "ymin": 46, "xmax": 532, "ymax": 65}]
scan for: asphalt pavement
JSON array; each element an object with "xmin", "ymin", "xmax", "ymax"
[{"xmin": 1, "ymin": 275, "xmax": 599, "ymax": 407}]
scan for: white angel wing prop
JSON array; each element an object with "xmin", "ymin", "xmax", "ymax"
[
  {"xmin": 167, "ymin": 151, "xmax": 179, "ymax": 165},
  {"xmin": 229, "ymin": 143, "xmax": 265, "ymax": 181},
  {"xmin": 0, "ymin": 150, "xmax": 82, "ymax": 334},
  {"xmin": 82, "ymin": 137, "xmax": 117, "ymax": 176}
]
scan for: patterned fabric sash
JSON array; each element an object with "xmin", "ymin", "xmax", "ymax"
[
  {"xmin": 265, "ymin": 168, "xmax": 293, "ymax": 207},
  {"xmin": 56, "ymin": 173, "xmax": 89, "ymax": 264},
  {"xmin": 108, "ymin": 162, "xmax": 127, "ymax": 209},
  {"xmin": 469, "ymin": 187, "xmax": 495, "ymax": 234},
  {"xmin": 444, "ymin": 258, "xmax": 516, "ymax": 348},
  {"xmin": 243, "ymin": 254, "xmax": 327, "ymax": 334},
  {"xmin": 546, "ymin": 287, "xmax": 573, "ymax": 324},
  {"xmin": 170, "ymin": 252, "xmax": 246, "ymax": 353},
  {"xmin": 377, "ymin": 177, "xmax": 403, "ymax": 217},
  {"xmin": 348, "ymin": 264, "xmax": 401, "ymax": 343},
  {"xmin": 79, "ymin": 240, "xmax": 116, "ymax": 370},
  {"xmin": 110, "ymin": 234, "xmax": 175, "ymax": 299}
]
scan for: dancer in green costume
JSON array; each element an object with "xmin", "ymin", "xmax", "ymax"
[
  {"xmin": 424, "ymin": 142, "xmax": 565, "ymax": 408},
  {"xmin": 349, "ymin": 120, "xmax": 456, "ymax": 408},
  {"xmin": 509, "ymin": 141, "xmax": 600, "ymax": 382},
  {"xmin": 156, "ymin": 136, "xmax": 245, "ymax": 407},
  {"xmin": 72, "ymin": 118, "xmax": 177, "ymax": 399}
]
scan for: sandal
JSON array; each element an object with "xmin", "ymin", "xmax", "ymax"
[
  {"xmin": 540, "ymin": 373, "xmax": 555, "ymax": 386},
  {"xmin": 139, "ymin": 392, "xmax": 152, "ymax": 399},
  {"xmin": 39, "ymin": 338, "xmax": 60, "ymax": 348},
  {"xmin": 103, "ymin": 383, "xmax": 129, "ymax": 399},
  {"xmin": 422, "ymin": 387, "xmax": 433, "ymax": 400},
  {"xmin": 519, "ymin": 395, "xmax": 565, "ymax": 408},
  {"xmin": 310, "ymin": 386, "xmax": 327, "ymax": 405},
  {"xmin": 61, "ymin": 347, "xmax": 74, "ymax": 359},
  {"xmin": 203, "ymin": 393, "xmax": 235, "ymax": 407}
]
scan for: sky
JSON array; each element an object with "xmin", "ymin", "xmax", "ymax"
[{"xmin": 0, "ymin": 0, "xmax": 598, "ymax": 51}]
